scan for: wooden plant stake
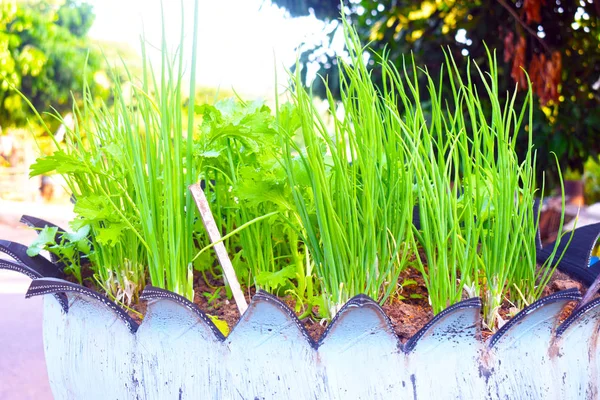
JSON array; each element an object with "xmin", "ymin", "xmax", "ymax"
[{"xmin": 189, "ymin": 183, "xmax": 248, "ymax": 314}]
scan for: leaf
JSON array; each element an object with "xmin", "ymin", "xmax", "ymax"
[
  {"xmin": 63, "ymin": 224, "xmax": 90, "ymax": 243},
  {"xmin": 503, "ymin": 30, "xmax": 515, "ymax": 63},
  {"xmin": 523, "ymin": 0, "xmax": 543, "ymax": 24},
  {"xmin": 255, "ymin": 264, "xmax": 296, "ymax": 291},
  {"xmin": 73, "ymin": 196, "xmax": 117, "ymax": 222},
  {"xmin": 55, "ymin": 244, "xmax": 75, "ymax": 260},
  {"xmin": 511, "ymin": 36, "xmax": 527, "ymax": 90},
  {"xmin": 401, "ymin": 279, "xmax": 418, "ymax": 287},
  {"xmin": 95, "ymin": 224, "xmax": 126, "ymax": 246},
  {"xmin": 64, "ymin": 225, "xmax": 91, "ymax": 254},
  {"xmin": 234, "ymin": 169, "xmax": 292, "ymax": 211},
  {"xmin": 69, "ymin": 217, "xmax": 88, "ymax": 232},
  {"xmin": 29, "ymin": 150, "xmax": 87, "ymax": 177},
  {"xmin": 230, "ymin": 250, "xmax": 249, "ymax": 283},
  {"xmin": 203, "ymin": 287, "xmax": 222, "ymax": 305},
  {"xmin": 207, "ymin": 314, "xmax": 230, "ymax": 336},
  {"xmin": 311, "ymin": 295, "xmax": 329, "ymax": 319},
  {"xmin": 276, "ymin": 102, "xmax": 301, "ymax": 133},
  {"xmin": 192, "ymin": 247, "xmax": 216, "ymax": 271},
  {"xmin": 26, "ymin": 226, "xmax": 58, "ymax": 257}
]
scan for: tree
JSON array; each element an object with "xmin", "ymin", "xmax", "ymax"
[
  {"xmin": 272, "ymin": 0, "xmax": 600, "ymax": 180},
  {"xmin": 0, "ymin": 0, "xmax": 105, "ymax": 131}
]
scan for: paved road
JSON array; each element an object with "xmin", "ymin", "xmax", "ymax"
[
  {"xmin": 0, "ymin": 200, "xmax": 73, "ymax": 400},
  {"xmin": 0, "ymin": 273, "xmax": 53, "ymax": 399}
]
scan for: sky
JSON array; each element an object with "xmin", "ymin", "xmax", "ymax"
[{"xmin": 87, "ymin": 0, "xmax": 326, "ymax": 97}]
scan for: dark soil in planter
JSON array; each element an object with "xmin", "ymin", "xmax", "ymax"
[
  {"xmin": 182, "ymin": 267, "xmax": 435, "ymax": 342},
  {"xmin": 190, "ymin": 271, "xmax": 329, "ymax": 340},
  {"xmin": 185, "ymin": 265, "xmax": 586, "ymax": 343},
  {"xmin": 381, "ymin": 267, "xmax": 433, "ymax": 342},
  {"xmin": 68, "ymin": 264, "xmax": 588, "ymax": 343}
]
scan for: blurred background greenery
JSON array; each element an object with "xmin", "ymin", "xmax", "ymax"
[
  {"xmin": 1, "ymin": 0, "xmax": 599, "ymax": 197},
  {"xmin": 273, "ymin": 0, "xmax": 600, "ymax": 189}
]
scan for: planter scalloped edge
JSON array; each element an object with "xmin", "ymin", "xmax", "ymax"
[{"xmin": 3, "ymin": 216, "xmax": 600, "ymax": 399}]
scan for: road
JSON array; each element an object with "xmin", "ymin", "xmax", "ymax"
[
  {"xmin": 0, "ymin": 276, "xmax": 52, "ymax": 400},
  {"xmin": 0, "ymin": 200, "xmax": 74, "ymax": 399}
]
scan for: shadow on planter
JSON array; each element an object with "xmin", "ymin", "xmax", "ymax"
[{"xmin": 2, "ymin": 215, "xmax": 600, "ymax": 399}]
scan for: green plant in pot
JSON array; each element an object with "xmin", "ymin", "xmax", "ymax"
[
  {"xmin": 3, "ymin": 2, "xmax": 600, "ymax": 399},
  {"xmin": 278, "ymin": 17, "xmax": 571, "ymax": 329}
]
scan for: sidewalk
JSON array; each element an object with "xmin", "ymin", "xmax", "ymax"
[
  {"xmin": 0, "ymin": 200, "xmax": 73, "ymax": 399},
  {"xmin": 0, "ymin": 274, "xmax": 53, "ymax": 399}
]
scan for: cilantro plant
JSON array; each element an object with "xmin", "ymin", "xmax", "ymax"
[
  {"xmin": 193, "ymin": 99, "xmax": 318, "ymax": 314},
  {"xmin": 27, "ymin": 225, "xmax": 91, "ymax": 285}
]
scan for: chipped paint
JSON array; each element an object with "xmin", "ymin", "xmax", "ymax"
[
  {"xmin": 14, "ymin": 281, "xmax": 600, "ymax": 400},
  {"xmin": 3, "ymin": 217, "xmax": 600, "ymax": 399}
]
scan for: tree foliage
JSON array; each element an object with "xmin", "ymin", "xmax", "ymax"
[
  {"xmin": 0, "ymin": 0, "xmax": 105, "ymax": 130},
  {"xmin": 272, "ymin": 0, "xmax": 600, "ymax": 177}
]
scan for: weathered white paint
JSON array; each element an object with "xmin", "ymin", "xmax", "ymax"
[
  {"xmin": 485, "ymin": 294, "xmax": 577, "ymax": 399},
  {"xmin": 406, "ymin": 298, "xmax": 484, "ymax": 399},
  {"xmin": 136, "ymin": 294, "xmax": 223, "ymax": 399},
  {"xmin": 25, "ymin": 282, "xmax": 600, "ymax": 400},
  {"xmin": 553, "ymin": 298, "xmax": 600, "ymax": 399},
  {"xmin": 318, "ymin": 295, "xmax": 404, "ymax": 399},
  {"xmin": 42, "ymin": 291, "xmax": 137, "ymax": 399},
  {"xmin": 224, "ymin": 292, "xmax": 319, "ymax": 399}
]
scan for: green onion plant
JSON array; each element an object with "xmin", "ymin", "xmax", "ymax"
[
  {"xmin": 280, "ymin": 17, "xmax": 568, "ymax": 327},
  {"xmin": 27, "ymin": 0, "xmax": 203, "ymax": 302},
  {"xmin": 280, "ymin": 20, "xmax": 415, "ymax": 317}
]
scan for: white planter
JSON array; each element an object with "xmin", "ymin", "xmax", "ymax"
[{"xmin": 3, "ymin": 216, "xmax": 600, "ymax": 399}]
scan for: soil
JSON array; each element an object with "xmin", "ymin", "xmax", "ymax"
[
  {"xmin": 70, "ymin": 262, "xmax": 589, "ymax": 344},
  {"xmin": 382, "ymin": 267, "xmax": 433, "ymax": 343},
  {"xmin": 190, "ymin": 264, "xmax": 589, "ymax": 343},
  {"xmin": 122, "ymin": 270, "xmax": 330, "ymax": 340},
  {"xmin": 190, "ymin": 271, "xmax": 328, "ymax": 341}
]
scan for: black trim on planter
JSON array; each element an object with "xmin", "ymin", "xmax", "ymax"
[
  {"xmin": 404, "ymin": 297, "xmax": 481, "ymax": 353},
  {"xmin": 0, "ymin": 258, "xmax": 68, "ymax": 311},
  {"xmin": 488, "ymin": 288, "xmax": 581, "ymax": 349},
  {"xmin": 556, "ymin": 296, "xmax": 600, "ymax": 337},
  {"xmin": 250, "ymin": 290, "xmax": 317, "ymax": 349},
  {"xmin": 8, "ymin": 214, "xmax": 600, "ymax": 350},
  {"xmin": 0, "ymin": 240, "xmax": 63, "ymax": 278},
  {"xmin": 26, "ymin": 277, "xmax": 138, "ymax": 333},
  {"xmin": 140, "ymin": 286, "xmax": 226, "ymax": 342},
  {"xmin": 0, "ymin": 258, "xmax": 43, "ymax": 280},
  {"xmin": 20, "ymin": 215, "xmax": 64, "ymax": 239},
  {"xmin": 537, "ymin": 222, "xmax": 600, "ymax": 286}
]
